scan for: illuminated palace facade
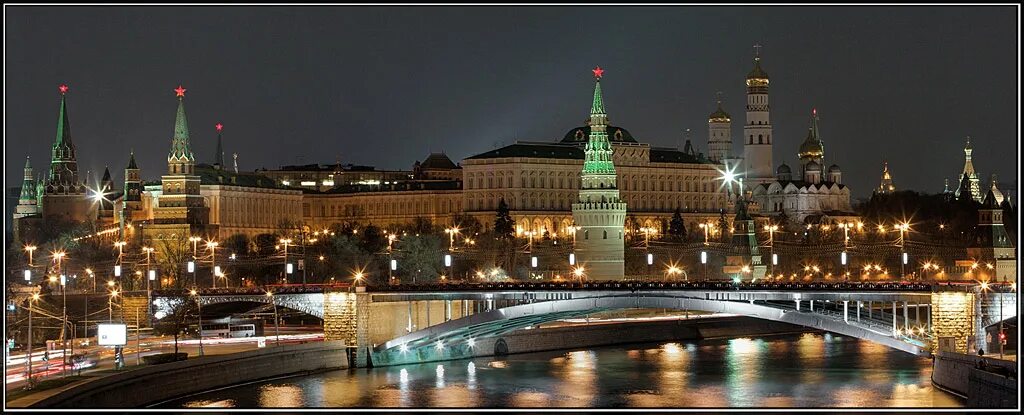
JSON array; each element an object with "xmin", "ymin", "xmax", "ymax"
[{"xmin": 17, "ymin": 50, "xmax": 874, "ymax": 246}]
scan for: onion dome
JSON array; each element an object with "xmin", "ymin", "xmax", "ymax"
[
  {"xmin": 805, "ymin": 160, "xmax": 822, "ymax": 172},
  {"xmin": 828, "ymin": 164, "xmax": 841, "ymax": 173},
  {"xmin": 708, "ymin": 101, "xmax": 731, "ymax": 122},
  {"xmin": 747, "ymin": 56, "xmax": 769, "ymax": 81},
  {"xmin": 776, "ymin": 163, "xmax": 792, "ymax": 175}
]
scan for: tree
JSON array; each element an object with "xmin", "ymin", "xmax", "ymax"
[
  {"xmin": 154, "ymin": 232, "xmax": 192, "ymax": 289},
  {"xmin": 493, "ymin": 199, "xmax": 514, "ymax": 240},
  {"xmin": 396, "ymin": 234, "xmax": 443, "ymax": 283},
  {"xmin": 452, "ymin": 213, "xmax": 483, "ymax": 237},
  {"xmin": 668, "ymin": 209, "xmax": 686, "ymax": 242},
  {"xmin": 223, "ymin": 233, "xmax": 251, "ymax": 257},
  {"xmin": 718, "ymin": 210, "xmax": 730, "ymax": 243},
  {"xmin": 153, "ymin": 295, "xmax": 197, "ymax": 355}
]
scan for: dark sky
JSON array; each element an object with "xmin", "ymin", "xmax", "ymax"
[{"xmin": 4, "ymin": 6, "xmax": 1018, "ymax": 217}]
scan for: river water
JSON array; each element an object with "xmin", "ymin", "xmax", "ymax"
[{"xmin": 162, "ymin": 332, "xmax": 962, "ymax": 408}]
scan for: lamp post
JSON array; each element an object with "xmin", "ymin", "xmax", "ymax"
[
  {"xmin": 190, "ymin": 289, "xmax": 204, "ymax": 356},
  {"xmin": 25, "ymin": 293, "xmax": 40, "ymax": 389},
  {"xmin": 25, "ymin": 245, "xmax": 37, "ymax": 268},
  {"xmin": 108, "ymin": 288, "xmax": 118, "ymax": 323},
  {"xmin": 699, "ymin": 222, "xmax": 715, "ymax": 246},
  {"xmin": 701, "ymin": 250, "xmax": 708, "ymax": 281},
  {"xmin": 280, "ymin": 238, "xmax": 292, "ymax": 284},
  {"xmin": 265, "ymin": 291, "xmax": 281, "ymax": 346},
  {"xmin": 445, "ymin": 227, "xmax": 460, "ymax": 251},
  {"xmin": 206, "ymin": 241, "xmax": 219, "ymax": 288},
  {"xmin": 573, "ymin": 266, "xmax": 585, "ymax": 287},
  {"xmin": 895, "ymin": 222, "xmax": 910, "ymax": 279},
  {"xmin": 387, "ymin": 233, "xmax": 397, "ymax": 283},
  {"xmin": 59, "ymin": 273, "xmax": 68, "ymax": 377},
  {"xmin": 764, "ymin": 224, "xmax": 778, "ymax": 275}
]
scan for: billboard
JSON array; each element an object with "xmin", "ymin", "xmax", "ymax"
[{"xmin": 97, "ymin": 324, "xmax": 127, "ymax": 346}]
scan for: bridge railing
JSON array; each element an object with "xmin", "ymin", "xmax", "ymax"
[{"xmin": 369, "ymin": 280, "xmax": 944, "ymax": 292}]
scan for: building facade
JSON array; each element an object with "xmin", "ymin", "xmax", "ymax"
[{"xmin": 751, "ymin": 109, "xmax": 855, "ymax": 225}]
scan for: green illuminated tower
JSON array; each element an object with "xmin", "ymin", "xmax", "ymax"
[{"xmin": 571, "ymin": 67, "xmax": 627, "ymax": 280}]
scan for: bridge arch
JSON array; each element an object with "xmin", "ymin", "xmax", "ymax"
[
  {"xmin": 370, "ymin": 295, "xmax": 927, "ymax": 367},
  {"xmin": 152, "ymin": 293, "xmax": 325, "ymax": 321}
]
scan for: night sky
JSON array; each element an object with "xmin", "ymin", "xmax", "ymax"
[{"xmin": 4, "ymin": 6, "xmax": 1018, "ymax": 227}]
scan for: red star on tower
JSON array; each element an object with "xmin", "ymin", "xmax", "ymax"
[
  {"xmin": 592, "ymin": 66, "xmax": 604, "ymax": 79},
  {"xmin": 58, "ymin": 84, "xmax": 69, "ymax": 95},
  {"xmin": 175, "ymin": 85, "xmax": 187, "ymax": 98},
  {"xmin": 215, "ymin": 123, "xmax": 224, "ymax": 132}
]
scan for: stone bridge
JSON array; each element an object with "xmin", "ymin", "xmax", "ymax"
[{"xmin": 149, "ymin": 281, "xmax": 1016, "ymax": 367}]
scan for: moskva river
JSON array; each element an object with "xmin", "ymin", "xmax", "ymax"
[{"xmin": 162, "ymin": 332, "xmax": 961, "ymax": 408}]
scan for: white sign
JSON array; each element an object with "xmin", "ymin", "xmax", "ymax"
[
  {"xmin": 187, "ymin": 261, "xmax": 195, "ymax": 273},
  {"xmin": 569, "ymin": 253, "xmax": 575, "ymax": 266},
  {"xmin": 148, "ymin": 270, "xmax": 156, "ymax": 281},
  {"xmin": 531, "ymin": 256, "xmax": 538, "ymax": 268},
  {"xmin": 841, "ymin": 252, "xmax": 848, "ymax": 266},
  {"xmin": 97, "ymin": 324, "xmax": 127, "ymax": 346},
  {"xmin": 257, "ymin": 338, "xmax": 267, "ymax": 348},
  {"xmin": 701, "ymin": 251, "xmax": 708, "ymax": 265},
  {"xmin": 286, "ymin": 263, "xmax": 293, "ymax": 274},
  {"xmin": 390, "ymin": 259, "xmax": 398, "ymax": 271},
  {"xmin": 24, "ymin": 270, "xmax": 31, "ymax": 281},
  {"xmin": 114, "ymin": 265, "xmax": 122, "ymax": 277},
  {"xmin": 444, "ymin": 254, "xmax": 452, "ymax": 267},
  {"xmin": 647, "ymin": 253, "xmax": 654, "ymax": 265},
  {"xmin": 772, "ymin": 253, "xmax": 778, "ymax": 266}
]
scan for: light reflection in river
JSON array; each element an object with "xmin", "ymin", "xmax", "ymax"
[{"xmin": 164, "ymin": 333, "xmax": 962, "ymax": 408}]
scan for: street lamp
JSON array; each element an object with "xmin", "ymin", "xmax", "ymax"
[
  {"xmin": 279, "ymin": 238, "xmax": 292, "ymax": 283},
  {"xmin": 699, "ymin": 222, "xmax": 715, "ymax": 246},
  {"xmin": 445, "ymin": 227, "xmax": 460, "ymax": 251},
  {"xmin": 701, "ymin": 250, "xmax": 708, "ymax": 280},
  {"xmin": 895, "ymin": 222, "xmax": 910, "ymax": 279},
  {"xmin": 190, "ymin": 289, "xmax": 204, "ymax": 356},
  {"xmin": 265, "ymin": 291, "xmax": 281, "ymax": 346},
  {"xmin": 26, "ymin": 292, "xmax": 41, "ymax": 388},
  {"xmin": 666, "ymin": 265, "xmax": 683, "ymax": 281},
  {"xmin": 764, "ymin": 224, "xmax": 778, "ymax": 274},
  {"xmin": 573, "ymin": 266, "xmax": 586, "ymax": 286},
  {"xmin": 188, "ymin": 236, "xmax": 201, "ymax": 259},
  {"xmin": 142, "ymin": 246, "xmax": 155, "ymax": 291},
  {"xmin": 206, "ymin": 240, "xmax": 219, "ymax": 288},
  {"xmin": 24, "ymin": 245, "xmax": 37, "ymax": 267}
]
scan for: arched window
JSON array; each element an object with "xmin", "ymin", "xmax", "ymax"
[
  {"xmin": 584, "ymin": 230, "xmax": 589, "ymax": 240},
  {"xmin": 603, "ymin": 230, "xmax": 608, "ymax": 239},
  {"xmin": 758, "ymin": 134, "xmax": 763, "ymax": 144}
]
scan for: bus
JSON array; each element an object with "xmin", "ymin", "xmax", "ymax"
[{"xmin": 197, "ymin": 319, "xmax": 263, "ymax": 338}]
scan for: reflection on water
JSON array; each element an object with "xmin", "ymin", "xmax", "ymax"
[{"xmin": 163, "ymin": 333, "xmax": 962, "ymax": 408}]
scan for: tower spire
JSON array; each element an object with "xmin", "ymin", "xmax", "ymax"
[
  {"xmin": 167, "ymin": 85, "xmax": 195, "ymax": 175},
  {"xmin": 572, "ymin": 67, "xmax": 626, "ymax": 280},
  {"xmin": 214, "ymin": 123, "xmax": 225, "ymax": 169},
  {"xmin": 957, "ymin": 135, "xmax": 981, "ymax": 202},
  {"xmin": 49, "ymin": 83, "xmax": 80, "ymax": 188}
]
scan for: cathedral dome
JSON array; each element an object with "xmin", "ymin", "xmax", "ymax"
[
  {"xmin": 805, "ymin": 161, "xmax": 822, "ymax": 172},
  {"xmin": 747, "ymin": 57, "xmax": 769, "ymax": 80},
  {"xmin": 776, "ymin": 163, "xmax": 792, "ymax": 175},
  {"xmin": 708, "ymin": 104, "xmax": 730, "ymax": 122},
  {"xmin": 561, "ymin": 124, "xmax": 637, "ymax": 144},
  {"xmin": 798, "ymin": 132, "xmax": 824, "ymax": 158},
  {"xmin": 828, "ymin": 164, "xmax": 841, "ymax": 173}
]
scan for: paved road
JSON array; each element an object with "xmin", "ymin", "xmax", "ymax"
[{"xmin": 5, "ymin": 326, "xmax": 323, "ymax": 391}]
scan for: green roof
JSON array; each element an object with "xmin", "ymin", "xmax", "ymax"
[
  {"xmin": 465, "ymin": 143, "xmax": 584, "ymax": 160},
  {"xmin": 195, "ymin": 164, "xmax": 280, "ymax": 189}
]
